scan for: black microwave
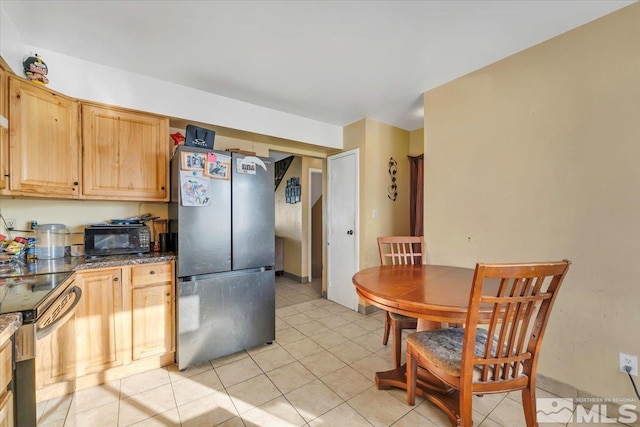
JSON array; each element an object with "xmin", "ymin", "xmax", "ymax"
[{"xmin": 84, "ymin": 225, "xmax": 151, "ymax": 257}]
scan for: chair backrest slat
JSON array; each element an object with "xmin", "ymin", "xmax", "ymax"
[
  {"xmin": 463, "ymin": 260, "xmax": 571, "ymax": 387},
  {"xmin": 377, "ymin": 236, "xmax": 426, "ymax": 266}
]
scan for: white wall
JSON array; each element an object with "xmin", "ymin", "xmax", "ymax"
[
  {"xmin": 0, "ymin": 4, "xmax": 25, "ymax": 74},
  {"xmin": 0, "ymin": 3, "xmax": 342, "ymax": 150}
]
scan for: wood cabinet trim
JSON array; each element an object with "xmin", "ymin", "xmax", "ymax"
[
  {"xmin": 131, "ymin": 262, "xmax": 173, "ymax": 286},
  {"xmin": 81, "ymin": 103, "xmax": 169, "ymax": 201},
  {"xmin": 37, "ymin": 261, "xmax": 175, "ymax": 400},
  {"xmin": 81, "ymin": 100, "xmax": 170, "ymax": 121},
  {"xmin": 3, "ymin": 74, "xmax": 170, "ymax": 202},
  {"xmin": 8, "ymin": 76, "xmax": 81, "ymax": 197},
  {"xmin": 0, "ymin": 390, "xmax": 14, "ymax": 427},
  {"xmin": 0, "ymin": 67, "xmax": 7, "ymax": 191},
  {"xmin": 0, "ymin": 342, "xmax": 12, "ymax": 392}
]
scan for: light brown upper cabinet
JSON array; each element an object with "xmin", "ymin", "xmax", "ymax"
[
  {"xmin": 82, "ymin": 103, "xmax": 169, "ymax": 201},
  {"xmin": 0, "ymin": 67, "xmax": 8, "ymax": 191},
  {"xmin": 8, "ymin": 76, "xmax": 81, "ymax": 198}
]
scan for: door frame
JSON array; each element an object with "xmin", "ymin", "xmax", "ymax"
[
  {"xmin": 307, "ymin": 167, "xmax": 323, "ymax": 282},
  {"xmin": 327, "ymin": 148, "xmax": 360, "ymax": 311}
]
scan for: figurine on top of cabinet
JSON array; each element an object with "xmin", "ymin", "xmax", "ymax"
[{"xmin": 23, "ymin": 53, "xmax": 49, "ymax": 85}]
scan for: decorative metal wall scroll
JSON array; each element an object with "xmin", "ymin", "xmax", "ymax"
[
  {"xmin": 388, "ymin": 157, "xmax": 397, "ymax": 201},
  {"xmin": 286, "ymin": 177, "xmax": 301, "ymax": 204}
]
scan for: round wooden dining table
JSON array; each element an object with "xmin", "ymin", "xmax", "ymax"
[{"xmin": 352, "ymin": 264, "xmax": 500, "ymax": 395}]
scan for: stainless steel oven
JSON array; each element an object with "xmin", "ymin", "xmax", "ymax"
[{"xmin": 4, "ymin": 272, "xmax": 81, "ymax": 427}]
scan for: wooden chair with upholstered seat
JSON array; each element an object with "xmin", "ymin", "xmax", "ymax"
[
  {"xmin": 406, "ymin": 260, "xmax": 571, "ymax": 427},
  {"xmin": 377, "ymin": 236, "xmax": 424, "ymax": 368}
]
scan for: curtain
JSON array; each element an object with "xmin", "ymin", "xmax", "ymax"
[{"xmin": 408, "ymin": 154, "xmax": 424, "ymax": 237}]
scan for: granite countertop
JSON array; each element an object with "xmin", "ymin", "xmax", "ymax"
[
  {"xmin": 73, "ymin": 252, "xmax": 175, "ymax": 271},
  {"xmin": 0, "ymin": 255, "xmax": 173, "ymax": 335},
  {"xmin": 0, "ymin": 312, "xmax": 22, "ymax": 346},
  {"xmin": 5, "ymin": 252, "xmax": 175, "ymax": 277}
]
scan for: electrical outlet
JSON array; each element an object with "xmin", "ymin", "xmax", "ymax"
[
  {"xmin": 5, "ymin": 218, "xmax": 16, "ymax": 230},
  {"xmin": 619, "ymin": 352, "xmax": 638, "ymax": 376}
]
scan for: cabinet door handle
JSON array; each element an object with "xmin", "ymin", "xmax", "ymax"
[
  {"xmin": 73, "ymin": 181, "xmax": 79, "ymax": 186},
  {"xmin": 165, "ymin": 293, "xmax": 171, "ymax": 297},
  {"xmin": 114, "ymin": 277, "xmax": 119, "ymax": 282},
  {"xmin": 150, "ymin": 270, "xmax": 155, "ymax": 275}
]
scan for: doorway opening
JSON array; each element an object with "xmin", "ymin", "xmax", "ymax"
[{"xmin": 308, "ymin": 168, "xmax": 323, "ymax": 282}]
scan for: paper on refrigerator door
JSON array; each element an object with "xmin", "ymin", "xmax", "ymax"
[
  {"xmin": 180, "ymin": 171, "xmax": 211, "ymax": 206},
  {"xmin": 236, "ymin": 156, "xmax": 266, "ymax": 175}
]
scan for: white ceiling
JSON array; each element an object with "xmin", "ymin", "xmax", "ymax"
[{"xmin": 2, "ymin": 1, "xmax": 633, "ymax": 131}]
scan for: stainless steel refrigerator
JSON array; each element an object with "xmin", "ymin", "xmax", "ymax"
[{"xmin": 169, "ymin": 145, "xmax": 275, "ymax": 370}]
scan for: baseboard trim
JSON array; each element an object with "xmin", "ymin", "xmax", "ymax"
[
  {"xmin": 536, "ymin": 373, "xmax": 640, "ymax": 425},
  {"xmin": 282, "ymin": 272, "xmax": 309, "ymax": 283},
  {"xmin": 359, "ymin": 303, "xmax": 381, "ymax": 315}
]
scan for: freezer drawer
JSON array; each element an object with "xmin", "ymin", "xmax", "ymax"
[{"xmin": 177, "ymin": 269, "xmax": 275, "ymax": 370}]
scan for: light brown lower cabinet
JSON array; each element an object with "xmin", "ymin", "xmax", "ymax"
[
  {"xmin": 0, "ymin": 338, "xmax": 13, "ymax": 427},
  {"xmin": 130, "ymin": 262, "xmax": 175, "ymax": 361},
  {"xmin": 36, "ymin": 261, "xmax": 175, "ymax": 401},
  {"xmin": 75, "ymin": 269, "xmax": 124, "ymax": 376},
  {"xmin": 0, "ymin": 391, "xmax": 13, "ymax": 427},
  {"xmin": 131, "ymin": 283, "xmax": 174, "ymax": 360}
]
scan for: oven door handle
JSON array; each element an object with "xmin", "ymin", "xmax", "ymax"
[{"xmin": 36, "ymin": 286, "xmax": 82, "ymax": 340}]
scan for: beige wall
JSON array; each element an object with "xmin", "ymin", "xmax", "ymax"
[
  {"xmin": 0, "ymin": 198, "xmax": 166, "ymax": 244},
  {"xmin": 300, "ymin": 157, "xmax": 324, "ymax": 282},
  {"xmin": 0, "ymin": 131, "xmax": 326, "ymax": 252},
  {"xmin": 0, "ymin": 133, "xmax": 266, "ymax": 240},
  {"xmin": 409, "ymin": 128, "xmax": 424, "ymax": 156},
  {"xmin": 311, "ymin": 196, "xmax": 323, "ymax": 278},
  {"xmin": 423, "ymin": 2, "xmax": 640, "ymax": 399},
  {"xmin": 275, "ymin": 156, "xmax": 303, "ymax": 278},
  {"xmin": 168, "ymin": 130, "xmax": 272, "ymax": 158},
  {"xmin": 343, "ymin": 118, "xmax": 411, "ymax": 270},
  {"xmin": 363, "ymin": 120, "xmax": 411, "ymax": 267}
]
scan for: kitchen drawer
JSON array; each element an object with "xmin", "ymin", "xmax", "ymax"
[
  {"xmin": 0, "ymin": 341, "xmax": 11, "ymax": 392},
  {"xmin": 131, "ymin": 262, "xmax": 173, "ymax": 286}
]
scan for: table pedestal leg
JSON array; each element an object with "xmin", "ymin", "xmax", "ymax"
[
  {"xmin": 375, "ymin": 364, "xmax": 451, "ymax": 394},
  {"xmin": 375, "ymin": 365, "xmax": 460, "ymax": 426}
]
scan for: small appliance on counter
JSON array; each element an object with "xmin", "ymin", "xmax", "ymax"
[
  {"xmin": 35, "ymin": 224, "xmax": 66, "ymax": 259},
  {"xmin": 84, "ymin": 224, "xmax": 151, "ymax": 257}
]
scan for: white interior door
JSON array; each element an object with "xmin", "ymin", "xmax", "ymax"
[{"xmin": 327, "ymin": 149, "xmax": 359, "ymax": 311}]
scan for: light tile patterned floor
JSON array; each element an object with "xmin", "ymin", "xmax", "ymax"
[{"xmin": 36, "ymin": 275, "xmax": 629, "ymax": 426}]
